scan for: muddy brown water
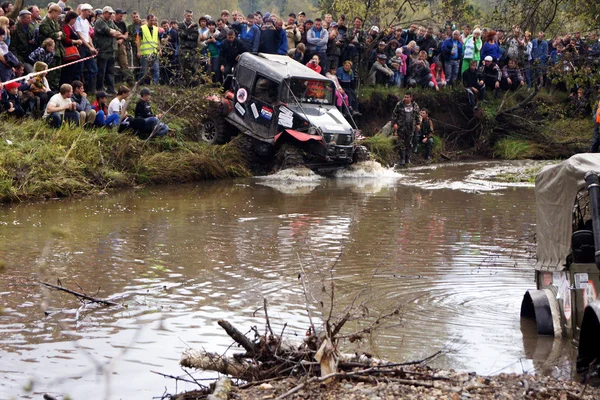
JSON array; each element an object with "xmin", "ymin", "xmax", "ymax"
[{"xmin": 0, "ymin": 161, "xmax": 576, "ymax": 399}]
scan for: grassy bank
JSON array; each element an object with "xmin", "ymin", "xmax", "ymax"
[{"xmin": 0, "ymin": 118, "xmax": 249, "ymax": 202}]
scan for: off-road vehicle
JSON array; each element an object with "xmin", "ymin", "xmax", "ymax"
[
  {"xmin": 199, "ymin": 53, "xmax": 368, "ymax": 172},
  {"xmin": 520, "ymin": 154, "xmax": 600, "ymax": 373}
]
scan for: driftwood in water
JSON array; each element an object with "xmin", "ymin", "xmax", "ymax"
[
  {"xmin": 180, "ymin": 348, "xmax": 260, "ymax": 380},
  {"xmin": 207, "ymin": 376, "xmax": 232, "ymax": 400},
  {"xmin": 39, "ymin": 281, "xmax": 119, "ymax": 306}
]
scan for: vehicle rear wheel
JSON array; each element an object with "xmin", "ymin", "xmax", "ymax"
[
  {"xmin": 200, "ymin": 116, "xmax": 234, "ymax": 145},
  {"xmin": 353, "ymin": 145, "xmax": 370, "ymax": 163}
]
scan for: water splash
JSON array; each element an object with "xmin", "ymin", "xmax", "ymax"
[
  {"xmin": 335, "ymin": 160, "xmax": 402, "ymax": 179},
  {"xmin": 255, "ymin": 167, "xmax": 323, "ymax": 194}
]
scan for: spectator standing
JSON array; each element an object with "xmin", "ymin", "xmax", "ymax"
[
  {"xmin": 11, "ymin": 10, "xmax": 35, "ymax": 71},
  {"xmin": 94, "ymin": 6, "xmax": 124, "ymax": 94},
  {"xmin": 441, "ymin": 30, "xmax": 462, "ymax": 84},
  {"xmin": 113, "ymin": 9, "xmax": 134, "ymax": 85},
  {"xmin": 178, "ymin": 10, "xmax": 199, "ymax": 79},
  {"xmin": 126, "ymin": 11, "xmax": 142, "ymax": 68},
  {"xmin": 137, "ymin": 14, "xmax": 161, "ymax": 84},
  {"xmin": 275, "ymin": 19, "xmax": 288, "ymax": 55},
  {"xmin": 285, "ymin": 14, "xmax": 300, "ymax": 50},
  {"xmin": 306, "ymin": 18, "xmax": 328, "ymax": 74},
  {"xmin": 38, "ymin": 3, "xmax": 64, "ymax": 89},
  {"xmin": 235, "ymin": 13, "xmax": 261, "ymax": 54},
  {"xmin": 258, "ymin": 19, "xmax": 279, "ymax": 54},
  {"xmin": 481, "ymin": 30, "xmax": 501, "ymax": 63},
  {"xmin": 391, "ymin": 92, "xmax": 421, "ymax": 165},
  {"xmin": 60, "ymin": 11, "xmax": 83, "ymax": 85},
  {"xmin": 205, "ymin": 20, "xmax": 221, "ymax": 83},
  {"xmin": 75, "ymin": 4, "xmax": 98, "ymax": 94},
  {"xmin": 219, "ymin": 30, "xmax": 242, "ymax": 79},
  {"xmin": 590, "ymin": 90, "xmax": 600, "ymax": 153},
  {"xmin": 531, "ymin": 31, "xmax": 548, "ymax": 88},
  {"xmin": 461, "ymin": 28, "xmax": 482, "ymax": 74}
]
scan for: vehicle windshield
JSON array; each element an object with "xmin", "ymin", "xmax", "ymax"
[{"xmin": 285, "ymin": 78, "xmax": 334, "ymax": 105}]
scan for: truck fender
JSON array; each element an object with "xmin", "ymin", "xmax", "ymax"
[
  {"xmin": 274, "ymin": 129, "xmax": 323, "ymax": 144},
  {"xmin": 520, "ymin": 289, "xmax": 562, "ymax": 336},
  {"xmin": 577, "ymin": 300, "xmax": 600, "ymax": 373}
]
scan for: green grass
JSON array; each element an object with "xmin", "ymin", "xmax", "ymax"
[
  {"xmin": 493, "ymin": 137, "xmax": 533, "ymax": 160},
  {"xmin": 362, "ymin": 134, "xmax": 396, "ymax": 165},
  {"xmin": 0, "ymin": 118, "xmax": 249, "ymax": 202}
]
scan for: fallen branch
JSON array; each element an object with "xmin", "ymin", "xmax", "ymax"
[
  {"xmin": 217, "ymin": 320, "xmax": 258, "ymax": 355},
  {"xmin": 180, "ymin": 348, "xmax": 260, "ymax": 380},
  {"xmin": 39, "ymin": 281, "xmax": 119, "ymax": 306},
  {"xmin": 207, "ymin": 376, "xmax": 232, "ymax": 400}
]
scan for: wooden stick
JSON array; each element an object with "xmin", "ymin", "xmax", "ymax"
[
  {"xmin": 39, "ymin": 281, "xmax": 119, "ymax": 306},
  {"xmin": 264, "ymin": 298, "xmax": 275, "ymax": 337},
  {"xmin": 217, "ymin": 320, "xmax": 257, "ymax": 355},
  {"xmin": 207, "ymin": 376, "xmax": 232, "ymax": 400}
]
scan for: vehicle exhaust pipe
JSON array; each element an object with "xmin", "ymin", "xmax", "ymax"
[{"xmin": 584, "ymin": 171, "xmax": 600, "ymax": 271}]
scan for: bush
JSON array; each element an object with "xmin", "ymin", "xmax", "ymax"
[{"xmin": 493, "ymin": 137, "xmax": 533, "ymax": 159}]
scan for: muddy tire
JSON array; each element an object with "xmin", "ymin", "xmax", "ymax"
[
  {"xmin": 352, "ymin": 145, "xmax": 370, "ymax": 163},
  {"xmin": 276, "ymin": 144, "xmax": 305, "ymax": 170}
]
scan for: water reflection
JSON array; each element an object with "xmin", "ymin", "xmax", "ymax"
[{"xmin": 0, "ymin": 161, "xmax": 565, "ymax": 399}]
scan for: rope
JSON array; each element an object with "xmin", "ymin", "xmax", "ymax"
[{"xmin": 1, "ymin": 54, "xmax": 97, "ymax": 86}]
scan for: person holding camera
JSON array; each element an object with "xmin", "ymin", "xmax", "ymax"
[{"xmin": 306, "ymin": 18, "xmax": 328, "ymax": 75}]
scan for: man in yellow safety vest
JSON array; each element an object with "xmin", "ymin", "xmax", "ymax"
[{"xmin": 136, "ymin": 14, "xmax": 161, "ymax": 84}]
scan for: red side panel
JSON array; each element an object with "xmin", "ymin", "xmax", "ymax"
[{"xmin": 274, "ymin": 129, "xmax": 323, "ymax": 143}]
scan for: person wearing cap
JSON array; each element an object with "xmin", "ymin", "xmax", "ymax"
[
  {"xmin": 369, "ymin": 25, "xmax": 379, "ymax": 39},
  {"xmin": 297, "ymin": 11, "xmax": 305, "ymax": 26},
  {"xmin": 10, "ymin": 9, "xmax": 35, "ymax": 70},
  {"xmin": 38, "ymin": 3, "xmax": 64, "ymax": 89},
  {"xmin": 113, "ymin": 9, "xmax": 133, "ymax": 85},
  {"xmin": 134, "ymin": 87, "xmax": 169, "ymax": 138},
  {"xmin": 479, "ymin": 55, "xmax": 501, "ymax": 96},
  {"xmin": 178, "ymin": 10, "xmax": 198, "ymax": 79},
  {"xmin": 1, "ymin": 80, "xmax": 25, "ymax": 118},
  {"xmin": 71, "ymin": 79, "xmax": 96, "ymax": 126},
  {"xmin": 368, "ymin": 40, "xmax": 386, "ymax": 69},
  {"xmin": 94, "ymin": 6, "xmax": 126, "ymax": 94},
  {"xmin": 367, "ymin": 53, "xmax": 393, "ymax": 86},
  {"xmin": 44, "ymin": 83, "xmax": 79, "ymax": 128},
  {"xmin": 307, "ymin": 18, "xmax": 328, "ymax": 75},
  {"xmin": 57, "ymin": 0, "xmax": 68, "ymax": 13},
  {"xmin": 75, "ymin": 4, "xmax": 98, "ymax": 94},
  {"xmin": 136, "ymin": 14, "xmax": 161, "ymax": 85}
]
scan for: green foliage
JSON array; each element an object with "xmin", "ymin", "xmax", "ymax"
[
  {"xmin": 362, "ymin": 134, "xmax": 396, "ymax": 165},
  {"xmin": 493, "ymin": 137, "xmax": 533, "ymax": 159},
  {"xmin": 0, "ymin": 116, "xmax": 250, "ymax": 203}
]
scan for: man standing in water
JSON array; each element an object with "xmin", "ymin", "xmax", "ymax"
[{"xmin": 392, "ymin": 92, "xmax": 421, "ymax": 165}]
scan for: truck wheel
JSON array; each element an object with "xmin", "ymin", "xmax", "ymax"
[
  {"xmin": 577, "ymin": 301, "xmax": 600, "ymax": 374},
  {"xmin": 200, "ymin": 116, "xmax": 234, "ymax": 145},
  {"xmin": 353, "ymin": 145, "xmax": 369, "ymax": 163},
  {"xmin": 276, "ymin": 144, "xmax": 305, "ymax": 170}
]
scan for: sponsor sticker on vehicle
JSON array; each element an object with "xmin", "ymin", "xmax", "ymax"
[
  {"xmin": 250, "ymin": 103, "xmax": 259, "ymax": 119},
  {"xmin": 278, "ymin": 106, "xmax": 294, "ymax": 128},
  {"xmin": 260, "ymin": 106, "xmax": 273, "ymax": 120},
  {"xmin": 583, "ymin": 280, "xmax": 597, "ymax": 309},
  {"xmin": 574, "ymin": 273, "xmax": 589, "ymax": 289},
  {"xmin": 235, "ymin": 102, "xmax": 245, "ymax": 116},
  {"xmin": 236, "ymin": 88, "xmax": 248, "ymax": 104}
]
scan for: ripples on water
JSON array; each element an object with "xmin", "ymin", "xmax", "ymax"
[{"xmin": 0, "ymin": 160, "xmax": 568, "ymax": 399}]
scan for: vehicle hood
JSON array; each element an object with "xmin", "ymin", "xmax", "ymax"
[{"xmin": 287, "ymin": 104, "xmax": 353, "ymax": 134}]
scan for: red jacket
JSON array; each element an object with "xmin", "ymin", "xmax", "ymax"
[
  {"xmin": 92, "ymin": 100, "xmax": 107, "ymax": 114},
  {"xmin": 430, "ymin": 64, "xmax": 446, "ymax": 89}
]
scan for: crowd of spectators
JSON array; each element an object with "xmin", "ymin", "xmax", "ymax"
[{"xmin": 0, "ymin": 1, "xmax": 598, "ymax": 133}]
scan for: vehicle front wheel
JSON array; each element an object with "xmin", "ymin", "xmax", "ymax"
[
  {"xmin": 276, "ymin": 144, "xmax": 305, "ymax": 170},
  {"xmin": 353, "ymin": 145, "xmax": 370, "ymax": 163}
]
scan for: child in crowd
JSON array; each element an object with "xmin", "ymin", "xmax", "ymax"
[
  {"xmin": 28, "ymin": 61, "xmax": 53, "ymax": 114},
  {"xmin": 1, "ymin": 81, "xmax": 26, "ymax": 118},
  {"xmin": 28, "ymin": 38, "xmax": 55, "ymax": 66},
  {"xmin": 92, "ymin": 91, "xmax": 120, "ymax": 127},
  {"xmin": 389, "ymin": 48, "xmax": 404, "ymax": 87}
]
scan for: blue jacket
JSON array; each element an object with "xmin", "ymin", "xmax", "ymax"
[
  {"xmin": 531, "ymin": 39, "xmax": 548, "ymax": 64},
  {"xmin": 306, "ymin": 26, "xmax": 328, "ymax": 53},
  {"xmin": 277, "ymin": 28, "xmax": 288, "ymax": 55},
  {"xmin": 336, "ymin": 66, "xmax": 355, "ymax": 89},
  {"xmin": 481, "ymin": 42, "xmax": 501, "ymax": 62},
  {"xmin": 236, "ymin": 22, "xmax": 261, "ymax": 53},
  {"xmin": 441, "ymin": 38, "xmax": 462, "ymax": 61}
]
